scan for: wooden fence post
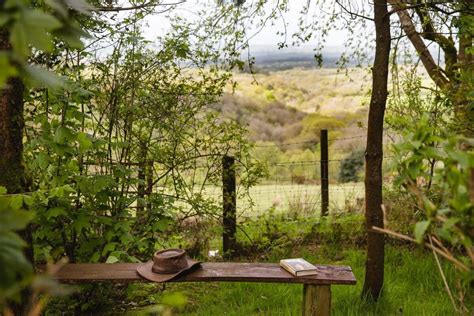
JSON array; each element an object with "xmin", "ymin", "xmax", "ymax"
[
  {"xmin": 320, "ymin": 130, "xmax": 329, "ymax": 217},
  {"xmin": 222, "ymin": 155, "xmax": 237, "ymax": 258}
]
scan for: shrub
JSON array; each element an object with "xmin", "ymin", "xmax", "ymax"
[{"xmin": 339, "ymin": 150, "xmax": 365, "ymax": 183}]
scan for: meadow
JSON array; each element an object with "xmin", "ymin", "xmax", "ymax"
[
  {"xmin": 202, "ymin": 182, "xmax": 365, "ymax": 219},
  {"xmin": 60, "ymin": 213, "xmax": 466, "ymax": 315}
]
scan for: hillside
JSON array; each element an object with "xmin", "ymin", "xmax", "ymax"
[
  {"xmin": 232, "ymin": 67, "xmax": 371, "ymax": 114},
  {"xmin": 211, "ymin": 68, "xmax": 370, "ymax": 150}
]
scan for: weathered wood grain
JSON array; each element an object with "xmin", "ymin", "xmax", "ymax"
[
  {"xmin": 303, "ymin": 284, "xmax": 331, "ymax": 316},
  {"xmin": 52, "ymin": 262, "xmax": 356, "ymax": 285}
]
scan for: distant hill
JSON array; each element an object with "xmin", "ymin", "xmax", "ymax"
[
  {"xmin": 244, "ymin": 45, "xmax": 360, "ymax": 71},
  {"xmin": 211, "ymin": 67, "xmax": 370, "ymax": 150}
]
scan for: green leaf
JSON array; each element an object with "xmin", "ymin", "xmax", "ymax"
[
  {"xmin": 0, "ymin": 186, "xmax": 7, "ymax": 195},
  {"xmin": 442, "ymin": 217, "xmax": 460, "ymax": 230},
  {"xmin": 153, "ymin": 218, "xmax": 172, "ymax": 231},
  {"xmin": 23, "ymin": 9, "xmax": 62, "ymax": 30},
  {"xmin": 90, "ymin": 252, "xmax": 100, "ymax": 263},
  {"xmin": 0, "ymin": 54, "xmax": 17, "ymax": 87},
  {"xmin": 54, "ymin": 25, "xmax": 88, "ymax": 49},
  {"xmin": 46, "ymin": 207, "xmax": 67, "ymax": 219},
  {"xmin": 45, "ymin": 0, "xmax": 68, "ymax": 17},
  {"xmin": 27, "ymin": 29, "xmax": 54, "ymax": 52},
  {"xmin": 10, "ymin": 195, "xmax": 23, "ymax": 210},
  {"xmin": 9, "ymin": 21, "xmax": 29, "ymax": 59},
  {"xmin": 0, "ymin": 13, "xmax": 11, "ymax": 27},
  {"xmin": 102, "ymin": 242, "xmax": 116, "ymax": 256},
  {"xmin": 0, "ymin": 209, "xmax": 34, "ymax": 230},
  {"xmin": 23, "ymin": 195, "xmax": 33, "ymax": 207},
  {"xmin": 64, "ymin": 0, "xmax": 94, "ymax": 15},
  {"xmin": 105, "ymin": 255, "xmax": 119, "ymax": 264},
  {"xmin": 414, "ymin": 220, "xmax": 431, "ymax": 243},
  {"xmin": 53, "ymin": 125, "xmax": 74, "ymax": 144},
  {"xmin": 36, "ymin": 152, "xmax": 50, "ymax": 169},
  {"xmin": 77, "ymin": 132, "xmax": 92, "ymax": 153},
  {"xmin": 93, "ymin": 176, "xmax": 114, "ymax": 192},
  {"xmin": 72, "ymin": 215, "xmax": 90, "ymax": 233},
  {"xmin": 25, "ymin": 65, "xmax": 63, "ymax": 88}
]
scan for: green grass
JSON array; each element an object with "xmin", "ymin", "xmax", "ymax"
[
  {"xmin": 201, "ymin": 182, "xmax": 365, "ymax": 219},
  {"xmin": 46, "ymin": 214, "xmax": 471, "ymax": 315},
  {"xmin": 150, "ymin": 247, "xmax": 462, "ymax": 316}
]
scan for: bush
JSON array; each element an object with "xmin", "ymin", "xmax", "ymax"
[{"xmin": 339, "ymin": 150, "xmax": 365, "ymax": 182}]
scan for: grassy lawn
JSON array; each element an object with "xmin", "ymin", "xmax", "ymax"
[
  {"xmin": 121, "ymin": 246, "xmax": 462, "ymax": 315},
  {"xmin": 187, "ymin": 248, "xmax": 459, "ymax": 315},
  {"xmin": 46, "ymin": 214, "xmax": 471, "ymax": 315}
]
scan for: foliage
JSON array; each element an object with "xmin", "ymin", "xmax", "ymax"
[
  {"xmin": 0, "ymin": 187, "xmax": 34, "ymax": 302},
  {"xmin": 0, "ymin": 0, "xmax": 89, "ymax": 309},
  {"xmin": 393, "ymin": 117, "xmax": 473, "ymax": 312},
  {"xmin": 19, "ymin": 12, "xmax": 263, "ymax": 266},
  {"xmin": 339, "ymin": 150, "xmax": 364, "ymax": 183},
  {"xmin": 0, "ymin": 0, "xmax": 90, "ymax": 88},
  {"xmin": 386, "ymin": 70, "xmax": 450, "ymax": 136}
]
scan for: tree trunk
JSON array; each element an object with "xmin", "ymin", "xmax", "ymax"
[
  {"xmin": 0, "ymin": 32, "xmax": 27, "ymax": 193},
  {"xmin": 456, "ymin": 6, "xmax": 473, "ymax": 137},
  {"xmin": 0, "ymin": 28, "xmax": 34, "ymax": 315},
  {"xmin": 362, "ymin": 0, "xmax": 391, "ymax": 300},
  {"xmin": 388, "ymin": 0, "xmax": 473, "ymax": 137}
]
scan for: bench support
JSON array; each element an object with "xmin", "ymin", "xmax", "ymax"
[{"xmin": 303, "ymin": 284, "xmax": 331, "ymax": 316}]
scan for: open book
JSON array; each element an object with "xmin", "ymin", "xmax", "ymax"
[{"xmin": 280, "ymin": 258, "xmax": 318, "ymax": 277}]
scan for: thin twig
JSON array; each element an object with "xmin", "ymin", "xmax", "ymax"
[
  {"xmin": 429, "ymin": 235, "xmax": 458, "ymax": 312},
  {"xmin": 371, "ymin": 226, "xmax": 469, "ymax": 272}
]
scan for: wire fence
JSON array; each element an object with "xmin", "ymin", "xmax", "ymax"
[
  {"xmin": 188, "ymin": 129, "xmax": 398, "ymax": 223},
  {"xmin": 196, "ymin": 156, "xmax": 397, "ymax": 221},
  {"xmin": 80, "ymin": 131, "xmax": 399, "ymax": 224}
]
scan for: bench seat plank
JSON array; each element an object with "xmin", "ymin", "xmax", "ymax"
[{"xmin": 53, "ymin": 262, "xmax": 356, "ymax": 285}]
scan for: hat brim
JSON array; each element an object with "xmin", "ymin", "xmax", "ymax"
[{"xmin": 136, "ymin": 258, "xmax": 201, "ymax": 282}]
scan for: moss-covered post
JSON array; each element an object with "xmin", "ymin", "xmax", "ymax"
[
  {"xmin": 320, "ymin": 129, "xmax": 329, "ymax": 217},
  {"xmin": 222, "ymin": 155, "xmax": 237, "ymax": 258}
]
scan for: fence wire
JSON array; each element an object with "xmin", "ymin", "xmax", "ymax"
[{"xmin": 193, "ymin": 155, "xmax": 397, "ymax": 221}]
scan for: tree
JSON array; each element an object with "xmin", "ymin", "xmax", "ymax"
[
  {"xmin": 205, "ymin": 0, "xmax": 391, "ymax": 299},
  {"xmin": 0, "ymin": 1, "xmax": 91, "ymax": 312},
  {"xmin": 0, "ymin": 26, "xmax": 34, "ymax": 315},
  {"xmin": 387, "ymin": 0, "xmax": 473, "ymax": 136},
  {"xmin": 362, "ymin": 0, "xmax": 391, "ymax": 299}
]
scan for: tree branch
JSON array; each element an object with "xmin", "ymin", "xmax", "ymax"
[
  {"xmin": 388, "ymin": 0, "xmax": 450, "ymax": 90},
  {"xmin": 335, "ymin": 0, "xmax": 374, "ymax": 21},
  {"xmin": 95, "ymin": 1, "xmax": 185, "ymax": 12},
  {"xmin": 413, "ymin": 3, "xmax": 457, "ymax": 79}
]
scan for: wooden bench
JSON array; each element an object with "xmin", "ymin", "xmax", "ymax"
[{"xmin": 54, "ymin": 262, "xmax": 356, "ymax": 316}]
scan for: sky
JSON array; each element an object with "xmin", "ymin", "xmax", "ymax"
[{"xmin": 142, "ymin": 0, "xmax": 353, "ymax": 55}]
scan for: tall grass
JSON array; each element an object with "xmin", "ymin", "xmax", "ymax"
[
  {"xmin": 170, "ymin": 247, "xmax": 462, "ymax": 315},
  {"xmin": 47, "ymin": 213, "xmax": 471, "ymax": 315}
]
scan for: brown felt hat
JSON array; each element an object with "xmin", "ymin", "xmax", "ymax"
[{"xmin": 136, "ymin": 249, "xmax": 201, "ymax": 282}]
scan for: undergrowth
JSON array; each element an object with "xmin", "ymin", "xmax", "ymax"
[{"xmin": 45, "ymin": 211, "xmax": 472, "ymax": 315}]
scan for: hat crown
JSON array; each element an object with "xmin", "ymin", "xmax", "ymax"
[{"xmin": 152, "ymin": 249, "xmax": 189, "ymax": 274}]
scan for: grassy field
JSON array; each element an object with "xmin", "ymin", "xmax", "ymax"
[
  {"xmin": 122, "ymin": 246, "xmax": 464, "ymax": 316},
  {"xmin": 201, "ymin": 182, "xmax": 364, "ymax": 219},
  {"xmin": 179, "ymin": 247, "xmax": 460, "ymax": 315},
  {"xmin": 46, "ymin": 213, "xmax": 472, "ymax": 315}
]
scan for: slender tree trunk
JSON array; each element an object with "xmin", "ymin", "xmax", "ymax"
[
  {"xmin": 0, "ymin": 28, "xmax": 34, "ymax": 315},
  {"xmin": 456, "ymin": 6, "xmax": 473, "ymax": 137},
  {"xmin": 362, "ymin": 0, "xmax": 391, "ymax": 300}
]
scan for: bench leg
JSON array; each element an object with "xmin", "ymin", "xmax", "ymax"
[{"xmin": 302, "ymin": 284, "xmax": 331, "ymax": 316}]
